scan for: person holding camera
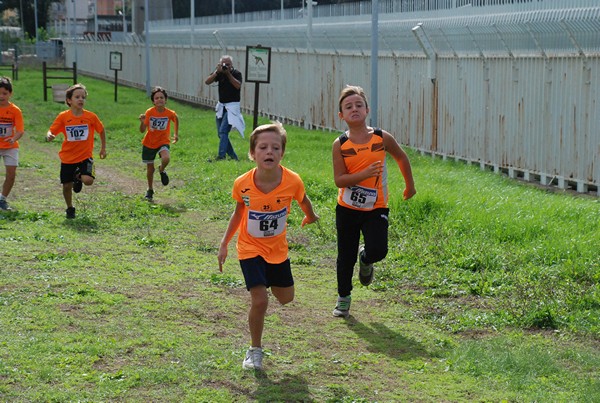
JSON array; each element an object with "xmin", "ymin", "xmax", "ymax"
[{"xmin": 205, "ymin": 55, "xmax": 245, "ymax": 161}]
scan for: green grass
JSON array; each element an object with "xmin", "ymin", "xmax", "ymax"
[{"xmin": 0, "ymin": 69, "xmax": 598, "ymax": 401}]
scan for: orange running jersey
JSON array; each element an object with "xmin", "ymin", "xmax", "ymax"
[
  {"xmin": 232, "ymin": 166, "xmax": 306, "ymax": 264},
  {"xmin": 337, "ymin": 129, "xmax": 388, "ymax": 210},
  {"xmin": 141, "ymin": 107, "xmax": 177, "ymax": 149},
  {"xmin": 49, "ymin": 109, "xmax": 104, "ymax": 164},
  {"xmin": 0, "ymin": 103, "xmax": 24, "ymax": 150}
]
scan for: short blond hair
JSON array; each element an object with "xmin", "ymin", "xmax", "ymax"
[{"xmin": 248, "ymin": 121, "xmax": 287, "ymax": 161}]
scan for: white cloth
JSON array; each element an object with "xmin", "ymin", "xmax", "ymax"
[{"xmin": 215, "ymin": 102, "xmax": 245, "ymax": 138}]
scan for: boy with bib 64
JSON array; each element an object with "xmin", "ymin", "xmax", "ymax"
[{"xmin": 217, "ymin": 121, "xmax": 319, "ymax": 371}]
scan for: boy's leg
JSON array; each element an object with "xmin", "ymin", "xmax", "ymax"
[
  {"xmin": 2, "ymin": 165, "xmax": 16, "ymax": 198},
  {"xmin": 335, "ymin": 205, "xmax": 362, "ymax": 297},
  {"xmin": 248, "ymin": 285, "xmax": 269, "ymax": 348},
  {"xmin": 62, "ymin": 183, "xmax": 73, "ymax": 208},
  {"xmin": 271, "ymin": 285, "xmax": 294, "ymax": 305},
  {"xmin": 78, "ymin": 159, "xmax": 95, "ymax": 186},
  {"xmin": 158, "ymin": 148, "xmax": 170, "ymax": 172},
  {"xmin": 361, "ymin": 208, "xmax": 390, "ymax": 265},
  {"xmin": 146, "ymin": 163, "xmax": 155, "ymax": 189}
]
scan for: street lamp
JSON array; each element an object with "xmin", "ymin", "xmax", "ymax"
[{"xmin": 119, "ymin": 1, "xmax": 126, "ymax": 34}]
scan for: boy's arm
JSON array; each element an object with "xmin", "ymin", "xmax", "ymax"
[
  {"xmin": 98, "ymin": 129, "xmax": 107, "ymax": 159},
  {"xmin": 9, "ymin": 129, "xmax": 24, "ymax": 144},
  {"xmin": 383, "ymin": 131, "xmax": 416, "ymax": 200},
  {"xmin": 332, "ymin": 139, "xmax": 383, "ymax": 188},
  {"xmin": 139, "ymin": 114, "xmax": 147, "ymax": 133},
  {"xmin": 217, "ymin": 201, "xmax": 245, "ymax": 272},
  {"xmin": 298, "ymin": 194, "xmax": 319, "ymax": 227},
  {"xmin": 172, "ymin": 115, "xmax": 179, "ymax": 144}
]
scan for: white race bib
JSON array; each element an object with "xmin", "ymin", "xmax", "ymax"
[
  {"xmin": 0, "ymin": 123, "xmax": 13, "ymax": 138},
  {"xmin": 65, "ymin": 124, "xmax": 89, "ymax": 142},
  {"xmin": 247, "ymin": 207, "xmax": 287, "ymax": 238},
  {"xmin": 342, "ymin": 185, "xmax": 377, "ymax": 210},
  {"xmin": 150, "ymin": 117, "xmax": 169, "ymax": 131}
]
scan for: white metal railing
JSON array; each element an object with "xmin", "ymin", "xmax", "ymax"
[{"xmin": 64, "ymin": 0, "xmax": 600, "ymax": 194}]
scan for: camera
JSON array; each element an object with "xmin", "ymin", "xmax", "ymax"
[{"xmin": 222, "ymin": 63, "xmax": 228, "ymax": 70}]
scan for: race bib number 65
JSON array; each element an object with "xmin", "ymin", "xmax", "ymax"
[
  {"xmin": 342, "ymin": 185, "xmax": 377, "ymax": 210},
  {"xmin": 247, "ymin": 207, "xmax": 287, "ymax": 238}
]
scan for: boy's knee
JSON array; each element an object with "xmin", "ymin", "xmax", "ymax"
[
  {"xmin": 277, "ymin": 295, "xmax": 294, "ymax": 305},
  {"xmin": 364, "ymin": 245, "xmax": 387, "ymax": 263}
]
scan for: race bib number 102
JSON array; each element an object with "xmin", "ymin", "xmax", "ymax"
[{"xmin": 65, "ymin": 125, "xmax": 90, "ymax": 142}]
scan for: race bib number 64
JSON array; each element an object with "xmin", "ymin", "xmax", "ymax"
[{"xmin": 247, "ymin": 207, "xmax": 287, "ymax": 238}]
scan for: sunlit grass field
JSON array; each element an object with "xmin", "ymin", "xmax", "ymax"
[{"xmin": 0, "ymin": 69, "xmax": 598, "ymax": 401}]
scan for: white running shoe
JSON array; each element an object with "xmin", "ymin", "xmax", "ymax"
[
  {"xmin": 332, "ymin": 296, "xmax": 351, "ymax": 318},
  {"xmin": 242, "ymin": 347, "xmax": 263, "ymax": 370}
]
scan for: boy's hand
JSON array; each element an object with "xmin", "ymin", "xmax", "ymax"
[
  {"xmin": 217, "ymin": 245, "xmax": 228, "ymax": 272},
  {"xmin": 46, "ymin": 133, "xmax": 56, "ymax": 142},
  {"xmin": 403, "ymin": 187, "xmax": 416, "ymax": 200},
  {"xmin": 301, "ymin": 214, "xmax": 320, "ymax": 227}
]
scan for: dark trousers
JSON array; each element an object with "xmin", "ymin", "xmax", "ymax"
[{"xmin": 335, "ymin": 204, "xmax": 389, "ymax": 297}]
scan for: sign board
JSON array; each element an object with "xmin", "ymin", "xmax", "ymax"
[
  {"xmin": 110, "ymin": 51, "xmax": 122, "ymax": 71},
  {"xmin": 245, "ymin": 45, "xmax": 271, "ymax": 83}
]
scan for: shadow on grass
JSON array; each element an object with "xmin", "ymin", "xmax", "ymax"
[
  {"xmin": 63, "ymin": 215, "xmax": 100, "ymax": 231},
  {"xmin": 345, "ymin": 318, "xmax": 430, "ymax": 359},
  {"xmin": 252, "ymin": 371, "xmax": 313, "ymax": 402}
]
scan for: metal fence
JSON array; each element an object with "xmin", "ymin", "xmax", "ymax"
[{"xmin": 64, "ymin": 0, "xmax": 599, "ymax": 195}]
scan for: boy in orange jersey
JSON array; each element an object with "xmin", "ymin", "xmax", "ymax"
[
  {"xmin": 0, "ymin": 76, "xmax": 25, "ymax": 211},
  {"xmin": 217, "ymin": 121, "xmax": 319, "ymax": 371},
  {"xmin": 47, "ymin": 83, "xmax": 107, "ymax": 219},
  {"xmin": 138, "ymin": 86, "xmax": 179, "ymax": 201},
  {"xmin": 332, "ymin": 85, "xmax": 416, "ymax": 318}
]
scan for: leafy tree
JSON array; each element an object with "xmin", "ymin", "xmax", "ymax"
[{"xmin": 0, "ymin": 0, "xmax": 52, "ymax": 41}]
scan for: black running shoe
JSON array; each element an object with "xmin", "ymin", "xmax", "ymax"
[
  {"xmin": 0, "ymin": 199, "xmax": 11, "ymax": 210},
  {"xmin": 358, "ymin": 246, "xmax": 374, "ymax": 286},
  {"xmin": 160, "ymin": 170, "xmax": 169, "ymax": 186},
  {"xmin": 66, "ymin": 207, "xmax": 76, "ymax": 219},
  {"xmin": 145, "ymin": 189, "xmax": 154, "ymax": 201},
  {"xmin": 73, "ymin": 179, "xmax": 83, "ymax": 193}
]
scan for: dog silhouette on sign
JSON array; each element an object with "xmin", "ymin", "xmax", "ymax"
[{"xmin": 254, "ymin": 55, "xmax": 265, "ymax": 65}]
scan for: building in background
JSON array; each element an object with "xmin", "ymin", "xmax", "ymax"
[{"xmin": 47, "ymin": 0, "xmax": 172, "ymax": 40}]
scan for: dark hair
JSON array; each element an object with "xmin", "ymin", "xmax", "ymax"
[
  {"xmin": 0, "ymin": 76, "xmax": 13, "ymax": 93},
  {"xmin": 150, "ymin": 86, "xmax": 168, "ymax": 102},
  {"xmin": 65, "ymin": 83, "xmax": 87, "ymax": 106},
  {"xmin": 248, "ymin": 121, "xmax": 287, "ymax": 161}
]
